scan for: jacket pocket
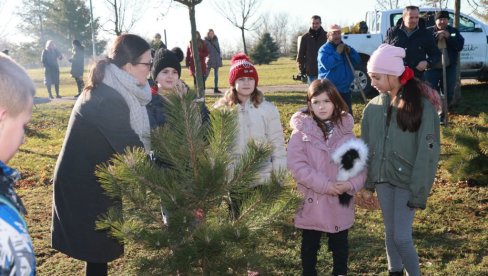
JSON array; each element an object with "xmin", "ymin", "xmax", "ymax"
[{"xmin": 386, "ymin": 151, "xmax": 413, "ymax": 184}]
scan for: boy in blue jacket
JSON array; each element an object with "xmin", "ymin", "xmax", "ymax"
[{"xmin": 0, "ymin": 53, "xmax": 36, "ymax": 275}]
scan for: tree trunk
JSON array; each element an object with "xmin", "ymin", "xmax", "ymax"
[
  {"xmin": 453, "ymin": 0, "xmax": 461, "ymax": 105},
  {"xmin": 241, "ymin": 27, "xmax": 247, "ymax": 55},
  {"xmin": 189, "ymin": 4, "xmax": 205, "ymax": 98}
]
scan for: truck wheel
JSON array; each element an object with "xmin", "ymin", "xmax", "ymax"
[{"xmin": 350, "ymin": 63, "xmax": 375, "ymax": 96}]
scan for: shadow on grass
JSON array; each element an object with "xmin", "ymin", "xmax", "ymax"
[
  {"xmin": 25, "ymin": 125, "xmax": 50, "ymax": 139},
  {"xmin": 18, "ymin": 148, "xmax": 58, "ymax": 160},
  {"xmin": 452, "ymin": 83, "xmax": 488, "ymax": 116}
]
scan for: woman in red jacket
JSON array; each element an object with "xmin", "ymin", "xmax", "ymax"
[{"xmin": 186, "ymin": 31, "xmax": 209, "ymax": 90}]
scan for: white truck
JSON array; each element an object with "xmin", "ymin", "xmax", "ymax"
[{"xmin": 340, "ymin": 7, "xmax": 488, "ymax": 94}]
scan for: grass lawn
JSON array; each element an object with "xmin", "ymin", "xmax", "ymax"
[{"xmin": 10, "ymin": 58, "xmax": 488, "ymax": 275}]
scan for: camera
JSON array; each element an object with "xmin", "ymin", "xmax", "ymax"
[{"xmin": 292, "ymin": 72, "xmax": 307, "ymax": 83}]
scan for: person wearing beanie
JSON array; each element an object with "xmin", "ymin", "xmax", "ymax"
[
  {"xmin": 384, "ymin": 6, "xmax": 441, "ymax": 79},
  {"xmin": 213, "ymin": 53, "xmax": 287, "ymax": 217},
  {"xmin": 361, "ymin": 44, "xmax": 441, "ymax": 276},
  {"xmin": 317, "ymin": 23, "xmax": 361, "ymax": 115},
  {"xmin": 147, "ymin": 47, "xmax": 209, "ymax": 129},
  {"xmin": 425, "ymin": 10, "xmax": 464, "ymax": 108}
]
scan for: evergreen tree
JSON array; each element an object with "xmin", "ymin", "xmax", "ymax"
[
  {"xmin": 442, "ymin": 112, "xmax": 488, "ymax": 186},
  {"xmin": 289, "ymin": 30, "xmax": 304, "ymax": 59},
  {"xmin": 250, "ymin": 32, "xmax": 279, "ymax": 65},
  {"xmin": 96, "ymin": 91, "xmax": 299, "ymax": 275},
  {"xmin": 17, "ymin": 0, "xmax": 105, "ymax": 61}
]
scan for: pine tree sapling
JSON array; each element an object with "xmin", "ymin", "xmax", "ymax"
[
  {"xmin": 97, "ymin": 90, "xmax": 300, "ymax": 274},
  {"xmin": 442, "ymin": 114, "xmax": 488, "ymax": 186}
]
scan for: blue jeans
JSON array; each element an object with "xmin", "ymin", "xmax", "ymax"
[
  {"xmin": 425, "ymin": 65, "xmax": 457, "ymax": 106},
  {"xmin": 307, "ymin": 75, "xmax": 318, "ymax": 84},
  {"xmin": 206, "ymin": 66, "xmax": 220, "ymax": 91}
]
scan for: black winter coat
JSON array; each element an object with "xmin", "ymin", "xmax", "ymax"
[
  {"xmin": 51, "ymin": 83, "xmax": 143, "ymax": 263},
  {"xmin": 384, "ymin": 18, "xmax": 441, "ymax": 78},
  {"xmin": 69, "ymin": 47, "xmax": 84, "ymax": 78},
  {"xmin": 297, "ymin": 27, "xmax": 327, "ymax": 76},
  {"xmin": 427, "ymin": 25, "xmax": 464, "ymax": 67}
]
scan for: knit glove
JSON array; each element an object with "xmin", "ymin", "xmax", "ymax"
[{"xmin": 336, "ymin": 43, "xmax": 345, "ymax": 54}]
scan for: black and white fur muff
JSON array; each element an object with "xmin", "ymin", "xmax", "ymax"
[{"xmin": 331, "ymin": 138, "xmax": 369, "ymax": 207}]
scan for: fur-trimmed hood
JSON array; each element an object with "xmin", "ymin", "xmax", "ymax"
[{"xmin": 331, "ymin": 138, "xmax": 368, "ymax": 181}]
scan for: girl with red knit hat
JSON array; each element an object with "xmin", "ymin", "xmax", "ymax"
[
  {"xmin": 361, "ymin": 44, "xmax": 441, "ymax": 276},
  {"xmin": 213, "ymin": 53, "xmax": 287, "ymax": 218}
]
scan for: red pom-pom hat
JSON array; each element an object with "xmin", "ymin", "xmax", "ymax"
[{"xmin": 228, "ymin": 53, "xmax": 259, "ymax": 86}]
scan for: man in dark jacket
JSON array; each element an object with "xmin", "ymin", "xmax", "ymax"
[
  {"xmin": 425, "ymin": 10, "xmax": 464, "ymax": 107},
  {"xmin": 297, "ymin": 15, "xmax": 327, "ymax": 84},
  {"xmin": 384, "ymin": 6, "xmax": 441, "ymax": 79}
]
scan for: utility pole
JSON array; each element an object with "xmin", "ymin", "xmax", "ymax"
[{"xmin": 89, "ymin": 0, "xmax": 96, "ymax": 58}]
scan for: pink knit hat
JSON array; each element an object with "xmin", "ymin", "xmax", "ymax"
[
  {"xmin": 367, "ymin": 44, "xmax": 406, "ymax": 76},
  {"xmin": 228, "ymin": 53, "xmax": 259, "ymax": 86}
]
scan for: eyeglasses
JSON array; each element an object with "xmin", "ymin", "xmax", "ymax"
[{"xmin": 135, "ymin": 59, "xmax": 153, "ymax": 68}]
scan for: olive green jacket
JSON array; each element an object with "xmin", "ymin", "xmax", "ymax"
[{"xmin": 361, "ymin": 93, "xmax": 440, "ymax": 209}]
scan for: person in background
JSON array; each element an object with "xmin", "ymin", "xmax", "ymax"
[
  {"xmin": 384, "ymin": 6, "xmax": 441, "ymax": 79},
  {"xmin": 186, "ymin": 31, "xmax": 209, "ymax": 91},
  {"xmin": 297, "ymin": 15, "xmax": 327, "ymax": 84},
  {"xmin": 287, "ymin": 79, "xmax": 367, "ymax": 276},
  {"xmin": 51, "ymin": 34, "xmax": 152, "ymax": 276},
  {"xmin": 0, "ymin": 52, "xmax": 36, "ymax": 276},
  {"xmin": 361, "ymin": 44, "xmax": 441, "ymax": 276},
  {"xmin": 69, "ymin": 40, "xmax": 85, "ymax": 97},
  {"xmin": 318, "ymin": 24, "xmax": 361, "ymax": 115},
  {"xmin": 151, "ymin": 33, "xmax": 167, "ymax": 56},
  {"xmin": 41, "ymin": 40, "xmax": 63, "ymax": 99},
  {"xmin": 204, "ymin": 29, "xmax": 223, "ymax": 93},
  {"xmin": 425, "ymin": 10, "xmax": 464, "ymax": 108}
]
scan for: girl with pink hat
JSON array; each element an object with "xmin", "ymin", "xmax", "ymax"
[{"xmin": 361, "ymin": 44, "xmax": 441, "ymax": 276}]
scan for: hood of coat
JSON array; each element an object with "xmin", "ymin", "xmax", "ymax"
[{"xmin": 290, "ymin": 111, "xmax": 354, "ymax": 140}]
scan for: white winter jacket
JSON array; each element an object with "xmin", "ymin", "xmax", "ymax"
[{"xmin": 214, "ymin": 99, "xmax": 287, "ymax": 183}]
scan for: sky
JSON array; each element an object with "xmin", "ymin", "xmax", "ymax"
[{"xmin": 0, "ymin": 0, "xmax": 482, "ymax": 54}]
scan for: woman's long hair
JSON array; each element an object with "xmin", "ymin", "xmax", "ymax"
[
  {"xmin": 84, "ymin": 34, "xmax": 150, "ymax": 92},
  {"xmin": 396, "ymin": 77, "xmax": 423, "ymax": 132},
  {"xmin": 303, "ymin": 79, "xmax": 349, "ymax": 140}
]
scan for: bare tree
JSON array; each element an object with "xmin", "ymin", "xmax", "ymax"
[
  {"xmin": 256, "ymin": 12, "xmax": 290, "ymax": 56},
  {"xmin": 102, "ymin": 0, "xmax": 146, "ymax": 35},
  {"xmin": 421, "ymin": 0, "xmax": 450, "ymax": 9},
  {"xmin": 173, "ymin": 0, "xmax": 206, "ymax": 98},
  {"xmin": 375, "ymin": 0, "xmax": 401, "ymax": 10},
  {"xmin": 214, "ymin": 0, "xmax": 262, "ymax": 55}
]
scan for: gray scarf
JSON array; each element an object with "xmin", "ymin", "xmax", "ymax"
[{"xmin": 103, "ymin": 63, "xmax": 152, "ymax": 152}]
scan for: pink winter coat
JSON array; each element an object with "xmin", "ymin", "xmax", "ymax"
[{"xmin": 287, "ymin": 111, "xmax": 366, "ymax": 233}]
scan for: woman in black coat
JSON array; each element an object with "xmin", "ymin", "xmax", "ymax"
[
  {"xmin": 69, "ymin": 40, "xmax": 85, "ymax": 96},
  {"xmin": 51, "ymin": 34, "xmax": 153, "ymax": 276}
]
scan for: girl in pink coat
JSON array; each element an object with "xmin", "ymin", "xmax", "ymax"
[{"xmin": 287, "ymin": 79, "xmax": 368, "ymax": 276}]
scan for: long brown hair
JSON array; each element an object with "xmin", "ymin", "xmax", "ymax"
[
  {"xmin": 84, "ymin": 34, "xmax": 150, "ymax": 92},
  {"xmin": 396, "ymin": 77, "xmax": 423, "ymax": 132},
  {"xmin": 303, "ymin": 79, "xmax": 349, "ymax": 139},
  {"xmin": 221, "ymin": 86, "xmax": 263, "ymax": 108}
]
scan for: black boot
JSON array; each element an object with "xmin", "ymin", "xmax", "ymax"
[{"xmin": 389, "ymin": 270, "xmax": 403, "ymax": 276}]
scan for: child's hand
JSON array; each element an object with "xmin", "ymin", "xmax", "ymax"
[{"xmin": 334, "ymin": 181, "xmax": 352, "ymax": 193}]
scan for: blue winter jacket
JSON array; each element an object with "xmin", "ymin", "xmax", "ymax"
[{"xmin": 317, "ymin": 42, "xmax": 361, "ymax": 93}]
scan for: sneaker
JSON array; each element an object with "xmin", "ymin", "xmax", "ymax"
[
  {"xmin": 214, "ymin": 89, "xmax": 222, "ymax": 94},
  {"xmin": 56, "ymin": 95, "xmax": 61, "ymax": 98}
]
